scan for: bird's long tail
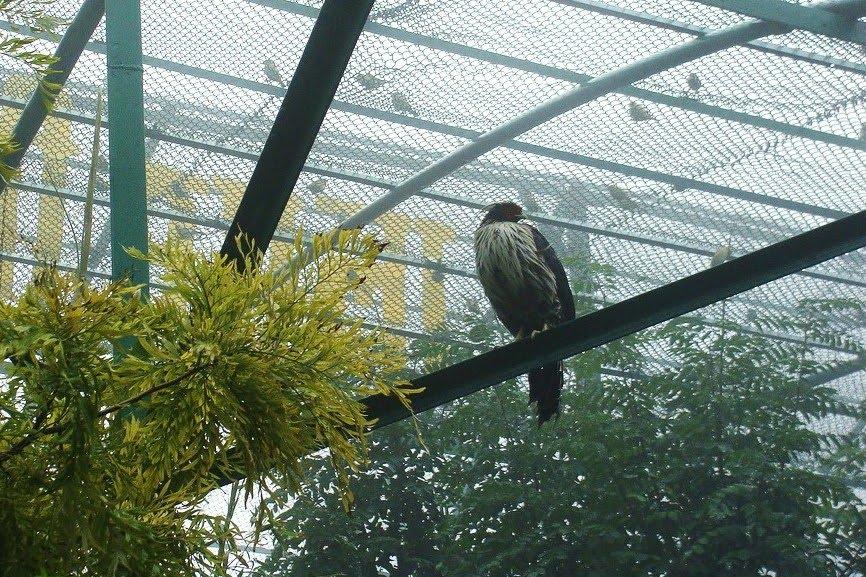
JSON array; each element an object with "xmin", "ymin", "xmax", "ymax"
[{"xmin": 528, "ymin": 361, "xmax": 563, "ymax": 425}]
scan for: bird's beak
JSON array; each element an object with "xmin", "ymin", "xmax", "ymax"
[{"xmin": 481, "ymin": 203, "xmax": 495, "ymax": 212}]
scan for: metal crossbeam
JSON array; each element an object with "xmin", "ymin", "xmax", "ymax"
[
  {"xmin": 250, "ymin": 0, "xmax": 866, "ymax": 153},
  {"xmin": 12, "ymin": 178, "xmax": 861, "ymax": 354},
  {"xmin": 220, "ymin": 0, "xmax": 375, "ymax": 268},
  {"xmin": 362, "ymin": 208, "xmax": 866, "ymax": 428},
  {"xmin": 6, "ymin": 95, "xmax": 861, "ymax": 290},
  {"xmin": 0, "ymin": 0, "xmax": 104, "ymax": 196},
  {"xmin": 556, "ymin": 0, "xmax": 866, "ymax": 75},
  {"xmin": 692, "ymin": 0, "xmax": 866, "ymax": 45},
  {"xmin": 1, "ymin": 25, "xmax": 856, "ymax": 221}
]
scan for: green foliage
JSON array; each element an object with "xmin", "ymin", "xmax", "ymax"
[
  {"xmin": 258, "ymin": 255, "xmax": 866, "ymax": 576},
  {"xmin": 0, "ymin": 229, "xmax": 414, "ymax": 576}
]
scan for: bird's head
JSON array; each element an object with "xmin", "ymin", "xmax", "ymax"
[{"xmin": 480, "ymin": 201, "xmax": 524, "ymax": 225}]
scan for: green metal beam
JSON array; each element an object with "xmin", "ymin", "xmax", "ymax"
[
  {"xmin": 362, "ymin": 207, "xmax": 866, "ymax": 428},
  {"xmin": 692, "ymin": 0, "xmax": 866, "ymax": 45},
  {"xmin": 4, "ymin": 96, "xmax": 863, "ymax": 290},
  {"xmin": 261, "ymin": 0, "xmax": 866, "ymax": 75},
  {"xmin": 251, "ymin": 0, "xmax": 866, "ymax": 153},
  {"xmin": 105, "ymin": 0, "xmax": 148, "ymax": 291},
  {"xmin": 0, "ymin": 0, "xmax": 104, "ymax": 195},
  {"xmin": 220, "ymin": 0, "xmax": 375, "ymax": 269},
  {"xmin": 553, "ymin": 1, "xmax": 866, "ymax": 75}
]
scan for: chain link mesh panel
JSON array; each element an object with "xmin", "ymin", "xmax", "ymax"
[{"xmin": 2, "ymin": 0, "xmax": 866, "ymax": 567}]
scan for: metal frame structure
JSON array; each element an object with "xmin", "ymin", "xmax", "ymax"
[
  {"xmin": 7, "ymin": 13, "xmax": 861, "ymax": 225},
  {"xmin": 0, "ymin": 0, "xmax": 104, "ymax": 196},
  {"xmin": 1, "ymin": 21, "xmax": 860, "ymax": 219},
  {"xmin": 2, "ymin": 0, "xmax": 866, "ymax": 485},
  {"xmin": 692, "ymin": 0, "xmax": 866, "ymax": 45},
  {"xmin": 220, "ymin": 0, "xmax": 376, "ymax": 267},
  {"xmin": 105, "ymin": 0, "xmax": 148, "ymax": 289}
]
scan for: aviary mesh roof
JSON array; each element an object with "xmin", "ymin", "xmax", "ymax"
[
  {"xmin": 3, "ymin": 1, "xmax": 864, "ymax": 393},
  {"xmin": 1, "ymin": 3, "xmax": 866, "ymax": 548}
]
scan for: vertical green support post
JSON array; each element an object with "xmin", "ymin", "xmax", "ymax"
[{"xmin": 105, "ymin": 0, "xmax": 148, "ymax": 294}]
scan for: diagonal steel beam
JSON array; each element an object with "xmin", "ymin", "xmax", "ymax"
[
  {"xmin": 7, "ymin": 96, "xmax": 863, "ymax": 289},
  {"xmin": 0, "ymin": 0, "xmax": 104, "ymax": 196},
  {"xmin": 362, "ymin": 207, "xmax": 866, "ymax": 428},
  {"xmin": 250, "ymin": 0, "xmax": 866, "ymax": 153},
  {"xmin": 332, "ymin": 16, "xmax": 850, "ymax": 230},
  {"xmin": 554, "ymin": 0, "xmax": 866, "ymax": 75},
  {"xmin": 220, "ymin": 0, "xmax": 375, "ymax": 269},
  {"xmin": 692, "ymin": 0, "xmax": 866, "ymax": 46}
]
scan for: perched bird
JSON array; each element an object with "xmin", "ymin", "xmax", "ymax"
[
  {"xmin": 169, "ymin": 179, "xmax": 189, "ymax": 199},
  {"xmin": 371, "ymin": 0, "xmax": 421, "ymax": 21},
  {"xmin": 628, "ymin": 100, "xmax": 655, "ymax": 122},
  {"xmin": 686, "ymin": 72, "xmax": 702, "ymax": 92},
  {"xmin": 355, "ymin": 72, "xmax": 387, "ymax": 91},
  {"xmin": 263, "ymin": 59, "xmax": 284, "ymax": 86},
  {"xmin": 474, "ymin": 202, "xmax": 575, "ymax": 424},
  {"xmin": 175, "ymin": 226, "xmax": 198, "ymax": 241},
  {"xmin": 709, "ymin": 245, "xmax": 732, "ymax": 267},
  {"xmin": 606, "ymin": 184, "xmax": 637, "ymax": 211},
  {"xmin": 465, "ymin": 297, "xmax": 481, "ymax": 314},
  {"xmin": 391, "ymin": 90, "xmax": 418, "ymax": 115},
  {"xmin": 307, "ymin": 178, "xmax": 327, "ymax": 194},
  {"xmin": 144, "ymin": 134, "xmax": 161, "ymax": 160}
]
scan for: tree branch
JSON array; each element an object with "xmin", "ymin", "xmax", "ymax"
[
  {"xmin": 0, "ymin": 363, "xmax": 210, "ymax": 464},
  {"xmin": 0, "ymin": 399, "xmax": 53, "ymax": 466},
  {"xmin": 95, "ymin": 362, "xmax": 211, "ymax": 419}
]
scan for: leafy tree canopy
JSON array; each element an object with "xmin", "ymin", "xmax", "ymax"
[
  {"xmin": 0, "ymin": 229, "xmax": 414, "ymax": 576},
  {"xmin": 258, "ymin": 256, "xmax": 866, "ymax": 577}
]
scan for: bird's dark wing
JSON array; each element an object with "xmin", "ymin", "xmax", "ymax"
[{"xmin": 530, "ymin": 225, "xmax": 575, "ymax": 322}]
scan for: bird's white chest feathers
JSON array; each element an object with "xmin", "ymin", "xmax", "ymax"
[{"xmin": 474, "ymin": 222, "xmax": 546, "ymax": 292}]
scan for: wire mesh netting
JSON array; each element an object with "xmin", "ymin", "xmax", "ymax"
[{"xmin": 1, "ymin": 0, "xmax": 866, "ymax": 570}]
